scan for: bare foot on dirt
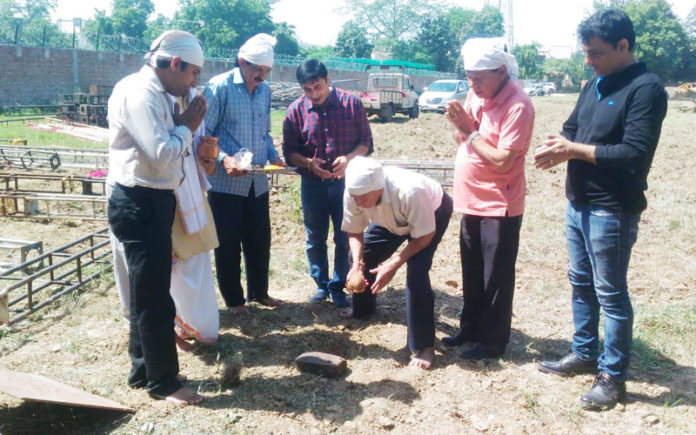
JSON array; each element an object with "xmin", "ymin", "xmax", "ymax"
[
  {"xmin": 339, "ymin": 308, "xmax": 353, "ymax": 318},
  {"xmin": 228, "ymin": 305, "xmax": 251, "ymax": 315},
  {"xmin": 175, "ymin": 334, "xmax": 196, "ymax": 352},
  {"xmin": 165, "ymin": 386, "xmax": 204, "ymax": 405},
  {"xmin": 409, "ymin": 347, "xmax": 434, "ymax": 370},
  {"xmin": 259, "ymin": 296, "xmax": 284, "ymax": 308}
]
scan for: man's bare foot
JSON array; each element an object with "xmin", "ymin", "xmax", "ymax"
[
  {"xmin": 339, "ymin": 308, "xmax": 353, "ymax": 318},
  {"xmin": 175, "ymin": 325, "xmax": 193, "ymax": 341},
  {"xmin": 259, "ymin": 296, "xmax": 284, "ymax": 308},
  {"xmin": 228, "ymin": 305, "xmax": 251, "ymax": 315},
  {"xmin": 164, "ymin": 386, "xmax": 204, "ymax": 405},
  {"xmin": 175, "ymin": 334, "xmax": 196, "ymax": 352},
  {"xmin": 409, "ymin": 347, "xmax": 434, "ymax": 370}
]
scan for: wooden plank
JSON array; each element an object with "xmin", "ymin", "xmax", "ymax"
[{"xmin": 0, "ymin": 370, "xmax": 133, "ymax": 412}]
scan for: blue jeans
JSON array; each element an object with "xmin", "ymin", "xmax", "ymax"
[
  {"xmin": 566, "ymin": 202, "xmax": 640, "ymax": 382},
  {"xmin": 300, "ymin": 176, "xmax": 350, "ymax": 295}
]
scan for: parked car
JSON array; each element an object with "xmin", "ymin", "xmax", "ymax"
[
  {"xmin": 523, "ymin": 83, "xmax": 546, "ymax": 96},
  {"xmin": 541, "ymin": 81, "xmax": 556, "ymax": 94},
  {"xmin": 418, "ymin": 80, "xmax": 469, "ymax": 113}
]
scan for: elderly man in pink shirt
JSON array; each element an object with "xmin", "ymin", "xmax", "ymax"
[{"xmin": 443, "ymin": 38, "xmax": 535, "ymax": 360}]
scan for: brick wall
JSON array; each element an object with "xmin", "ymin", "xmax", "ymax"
[{"xmin": 1, "ymin": 45, "xmax": 447, "ymax": 105}]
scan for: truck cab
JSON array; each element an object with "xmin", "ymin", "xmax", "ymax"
[{"xmin": 360, "ymin": 65, "xmax": 419, "ymax": 122}]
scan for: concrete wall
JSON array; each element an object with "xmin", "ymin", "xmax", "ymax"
[{"xmin": 1, "ymin": 45, "xmax": 450, "ymax": 105}]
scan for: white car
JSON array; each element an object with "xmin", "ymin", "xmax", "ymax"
[
  {"xmin": 419, "ymin": 80, "xmax": 469, "ymax": 113},
  {"xmin": 541, "ymin": 82, "xmax": 556, "ymax": 94}
]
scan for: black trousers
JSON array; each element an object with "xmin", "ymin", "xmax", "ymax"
[
  {"xmin": 208, "ymin": 188, "xmax": 271, "ymax": 307},
  {"xmin": 353, "ymin": 193, "xmax": 453, "ymax": 352},
  {"xmin": 107, "ymin": 183, "xmax": 181, "ymax": 398},
  {"xmin": 459, "ymin": 214, "xmax": 522, "ymax": 347}
]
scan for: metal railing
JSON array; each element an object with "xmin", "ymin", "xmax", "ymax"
[
  {"xmin": 0, "ymin": 228, "xmax": 111, "ymax": 326},
  {"xmin": 0, "ymin": 191, "xmax": 107, "ymax": 220},
  {"xmin": 0, "ymin": 172, "xmax": 106, "ymax": 196},
  {"xmin": 0, "ymin": 145, "xmax": 108, "ymax": 169}
]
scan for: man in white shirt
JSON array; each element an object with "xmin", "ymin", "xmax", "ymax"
[
  {"xmin": 341, "ymin": 157, "xmax": 453, "ymax": 369},
  {"xmin": 107, "ymin": 30, "xmax": 207, "ymax": 405}
]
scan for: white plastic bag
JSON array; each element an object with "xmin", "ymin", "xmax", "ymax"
[{"xmin": 233, "ymin": 148, "xmax": 254, "ymax": 170}]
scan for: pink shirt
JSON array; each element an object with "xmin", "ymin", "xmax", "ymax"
[{"xmin": 453, "ymin": 79, "xmax": 535, "ymax": 217}]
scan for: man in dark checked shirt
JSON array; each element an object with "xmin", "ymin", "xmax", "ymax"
[{"xmin": 283, "ymin": 59, "xmax": 374, "ymax": 308}]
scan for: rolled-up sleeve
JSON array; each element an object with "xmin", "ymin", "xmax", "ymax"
[{"xmin": 341, "ymin": 191, "xmax": 369, "ymax": 234}]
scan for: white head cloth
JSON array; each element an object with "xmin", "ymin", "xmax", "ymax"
[
  {"xmin": 145, "ymin": 30, "xmax": 204, "ymax": 68},
  {"xmin": 238, "ymin": 33, "xmax": 276, "ymax": 67},
  {"xmin": 461, "ymin": 38, "xmax": 518, "ymax": 82},
  {"xmin": 345, "ymin": 157, "xmax": 385, "ymax": 196}
]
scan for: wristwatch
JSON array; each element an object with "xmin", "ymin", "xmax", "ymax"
[{"xmin": 466, "ymin": 131, "xmax": 479, "ymax": 145}]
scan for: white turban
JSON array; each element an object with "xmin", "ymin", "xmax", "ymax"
[
  {"xmin": 345, "ymin": 157, "xmax": 385, "ymax": 196},
  {"xmin": 238, "ymin": 33, "xmax": 276, "ymax": 67},
  {"xmin": 145, "ymin": 30, "xmax": 204, "ymax": 68},
  {"xmin": 461, "ymin": 38, "xmax": 518, "ymax": 82}
]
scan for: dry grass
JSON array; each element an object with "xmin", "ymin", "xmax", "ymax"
[{"xmin": 1, "ymin": 95, "xmax": 695, "ymax": 433}]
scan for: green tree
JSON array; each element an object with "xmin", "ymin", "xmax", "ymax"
[
  {"xmin": 447, "ymin": 5, "xmax": 504, "ymax": 45},
  {"xmin": 273, "ymin": 21, "xmax": 299, "ymax": 56},
  {"xmin": 685, "ymin": 6, "xmax": 696, "ymax": 39},
  {"xmin": 300, "ymin": 45, "xmax": 333, "ymax": 60},
  {"xmin": 333, "ymin": 20, "xmax": 372, "ymax": 59},
  {"xmin": 340, "ymin": 0, "xmax": 441, "ymax": 56},
  {"xmin": 177, "ymin": 0, "xmax": 274, "ymax": 57},
  {"xmin": 512, "ymin": 43, "xmax": 544, "ymax": 80},
  {"xmin": 83, "ymin": 9, "xmax": 115, "ymax": 47},
  {"xmin": 0, "ymin": 0, "xmax": 68, "ymax": 46},
  {"xmin": 542, "ymin": 51, "xmax": 591, "ymax": 91},
  {"xmin": 412, "ymin": 13, "xmax": 457, "ymax": 71},
  {"xmin": 111, "ymin": 0, "xmax": 154, "ymax": 38},
  {"xmin": 624, "ymin": 0, "xmax": 690, "ymax": 81}
]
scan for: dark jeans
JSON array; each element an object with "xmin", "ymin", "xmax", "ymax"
[
  {"xmin": 300, "ymin": 176, "xmax": 350, "ymax": 295},
  {"xmin": 459, "ymin": 214, "xmax": 522, "ymax": 348},
  {"xmin": 107, "ymin": 183, "xmax": 181, "ymax": 398},
  {"xmin": 566, "ymin": 202, "xmax": 640, "ymax": 382},
  {"xmin": 208, "ymin": 188, "xmax": 271, "ymax": 307},
  {"xmin": 353, "ymin": 193, "xmax": 453, "ymax": 352}
]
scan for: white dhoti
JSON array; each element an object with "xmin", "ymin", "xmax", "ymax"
[{"xmin": 171, "ymin": 251, "xmax": 219, "ymax": 341}]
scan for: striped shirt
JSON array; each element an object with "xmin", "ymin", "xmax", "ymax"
[
  {"xmin": 203, "ymin": 67, "xmax": 279, "ymax": 197},
  {"xmin": 282, "ymin": 87, "xmax": 373, "ymax": 176},
  {"xmin": 107, "ymin": 65, "xmax": 192, "ymax": 190}
]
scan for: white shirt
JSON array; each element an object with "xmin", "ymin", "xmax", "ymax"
[
  {"xmin": 342, "ymin": 166, "xmax": 444, "ymax": 238},
  {"xmin": 107, "ymin": 65, "xmax": 193, "ymax": 190}
]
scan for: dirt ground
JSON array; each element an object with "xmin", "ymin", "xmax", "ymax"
[{"xmin": 1, "ymin": 95, "xmax": 695, "ymax": 433}]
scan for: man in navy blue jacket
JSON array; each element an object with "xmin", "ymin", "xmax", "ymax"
[{"xmin": 533, "ymin": 9, "xmax": 667, "ymax": 410}]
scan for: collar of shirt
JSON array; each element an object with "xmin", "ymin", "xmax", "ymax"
[
  {"xmin": 307, "ymin": 87, "xmax": 338, "ymax": 113},
  {"xmin": 595, "ymin": 62, "xmax": 646, "ymax": 100},
  {"xmin": 139, "ymin": 65, "xmax": 167, "ymax": 95}
]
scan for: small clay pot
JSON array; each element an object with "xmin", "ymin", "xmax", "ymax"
[{"xmin": 198, "ymin": 136, "xmax": 220, "ymax": 160}]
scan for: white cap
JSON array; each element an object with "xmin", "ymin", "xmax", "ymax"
[
  {"xmin": 461, "ymin": 38, "xmax": 518, "ymax": 81},
  {"xmin": 145, "ymin": 30, "xmax": 204, "ymax": 68},
  {"xmin": 345, "ymin": 157, "xmax": 385, "ymax": 196},
  {"xmin": 238, "ymin": 33, "xmax": 276, "ymax": 67}
]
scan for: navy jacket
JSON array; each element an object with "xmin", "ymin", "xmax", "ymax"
[{"xmin": 562, "ymin": 62, "xmax": 667, "ymax": 213}]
